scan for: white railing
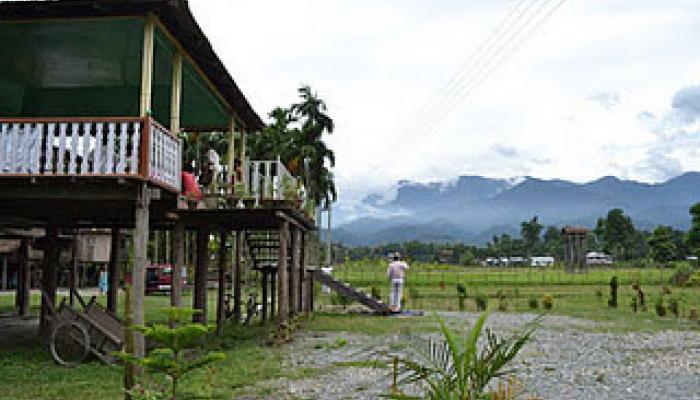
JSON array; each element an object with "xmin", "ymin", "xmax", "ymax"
[
  {"xmin": 0, "ymin": 117, "xmax": 181, "ymax": 192},
  {"xmin": 149, "ymin": 120, "xmax": 181, "ymax": 191},
  {"xmin": 245, "ymin": 157, "xmax": 296, "ymax": 203}
]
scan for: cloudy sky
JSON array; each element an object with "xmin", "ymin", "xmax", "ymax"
[{"xmin": 190, "ymin": 0, "xmax": 700, "ymax": 220}]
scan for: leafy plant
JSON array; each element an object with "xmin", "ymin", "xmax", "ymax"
[
  {"xmin": 542, "ymin": 294, "xmax": 553, "ymax": 310},
  {"xmin": 115, "ymin": 308, "xmax": 225, "ymax": 400},
  {"xmin": 527, "ymin": 297, "xmax": 539, "ymax": 310},
  {"xmin": 608, "ymin": 276, "xmax": 618, "ymax": 308},
  {"xmin": 475, "ymin": 293, "xmax": 488, "ymax": 312},
  {"xmin": 388, "ymin": 313, "xmax": 537, "ymax": 400},
  {"xmin": 655, "ymin": 296, "xmax": 667, "ymax": 317},
  {"xmin": 456, "ymin": 284, "xmax": 467, "ymax": 311},
  {"xmin": 668, "ymin": 296, "xmax": 680, "ymax": 317}
]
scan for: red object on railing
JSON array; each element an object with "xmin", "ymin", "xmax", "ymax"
[{"xmin": 181, "ymin": 172, "xmax": 202, "ymax": 200}]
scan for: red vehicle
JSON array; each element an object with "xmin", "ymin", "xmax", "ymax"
[{"xmin": 146, "ymin": 264, "xmax": 187, "ymax": 295}]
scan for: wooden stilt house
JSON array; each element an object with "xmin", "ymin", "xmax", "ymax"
[{"xmin": 0, "ymin": 0, "xmax": 317, "ymax": 358}]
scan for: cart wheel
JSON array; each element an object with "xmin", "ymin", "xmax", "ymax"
[{"xmin": 49, "ymin": 320, "xmax": 90, "ymax": 367}]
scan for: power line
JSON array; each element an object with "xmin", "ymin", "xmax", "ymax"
[
  {"xmin": 411, "ymin": 0, "xmax": 557, "ymax": 140},
  {"xmin": 402, "ymin": 0, "xmax": 568, "ymax": 152}
]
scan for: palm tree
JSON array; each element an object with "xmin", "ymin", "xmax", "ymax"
[{"xmin": 291, "ymin": 85, "xmax": 336, "ymax": 209}]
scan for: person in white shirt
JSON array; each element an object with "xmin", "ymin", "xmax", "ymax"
[{"xmin": 386, "ymin": 252, "xmax": 409, "ymax": 312}]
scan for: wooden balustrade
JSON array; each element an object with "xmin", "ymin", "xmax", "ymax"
[{"xmin": 0, "ymin": 117, "xmax": 181, "ymax": 192}]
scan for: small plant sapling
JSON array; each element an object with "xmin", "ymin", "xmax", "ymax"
[
  {"xmin": 115, "ymin": 307, "xmax": 225, "ymax": 400},
  {"xmin": 528, "ymin": 297, "xmax": 539, "ymax": 309},
  {"xmin": 456, "ymin": 283, "xmax": 467, "ymax": 311},
  {"xmin": 655, "ymin": 296, "xmax": 667, "ymax": 317},
  {"xmin": 475, "ymin": 293, "xmax": 488, "ymax": 311},
  {"xmin": 542, "ymin": 294, "xmax": 553, "ymax": 310},
  {"xmin": 608, "ymin": 276, "xmax": 618, "ymax": 308}
]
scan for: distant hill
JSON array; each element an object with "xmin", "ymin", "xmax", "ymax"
[{"xmin": 334, "ymin": 172, "xmax": 700, "ymax": 246}]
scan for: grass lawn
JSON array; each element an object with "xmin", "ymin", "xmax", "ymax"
[{"xmin": 1, "ymin": 263, "xmax": 698, "ymax": 399}]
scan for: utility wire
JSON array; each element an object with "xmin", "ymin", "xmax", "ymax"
[
  {"xmin": 412, "ymin": 0, "xmax": 566, "ymax": 140},
  {"xmin": 410, "ymin": 0, "xmax": 558, "ymax": 140}
]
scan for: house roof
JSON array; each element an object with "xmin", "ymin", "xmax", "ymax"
[{"xmin": 0, "ymin": 0, "xmax": 264, "ymax": 131}]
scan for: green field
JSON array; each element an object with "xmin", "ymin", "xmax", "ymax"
[{"xmin": 317, "ymin": 262, "xmax": 700, "ymax": 331}]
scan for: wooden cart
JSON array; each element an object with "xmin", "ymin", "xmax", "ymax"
[{"xmin": 42, "ymin": 290, "xmax": 125, "ymax": 367}]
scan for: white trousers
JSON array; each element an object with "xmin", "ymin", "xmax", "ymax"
[{"xmin": 390, "ymin": 278, "xmax": 404, "ymax": 310}]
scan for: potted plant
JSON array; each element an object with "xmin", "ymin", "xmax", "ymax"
[
  {"xmin": 281, "ymin": 175, "xmax": 301, "ymax": 208},
  {"xmin": 202, "ymin": 187, "xmax": 220, "ymax": 209}
]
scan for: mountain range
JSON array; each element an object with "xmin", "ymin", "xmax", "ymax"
[{"xmin": 333, "ymin": 172, "xmax": 700, "ymax": 246}]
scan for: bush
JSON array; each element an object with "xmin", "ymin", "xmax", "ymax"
[
  {"xmin": 475, "ymin": 294, "xmax": 488, "ymax": 311},
  {"xmin": 391, "ymin": 313, "xmax": 537, "ymax": 399},
  {"xmin": 668, "ymin": 296, "xmax": 680, "ymax": 317},
  {"xmin": 371, "ymin": 286, "xmax": 381, "ymax": 301},
  {"xmin": 608, "ymin": 276, "xmax": 618, "ymax": 308},
  {"xmin": 456, "ymin": 284, "xmax": 467, "ymax": 311},
  {"xmin": 542, "ymin": 294, "xmax": 553, "ymax": 310},
  {"xmin": 655, "ymin": 297, "xmax": 667, "ymax": 317},
  {"xmin": 528, "ymin": 297, "xmax": 539, "ymax": 309}
]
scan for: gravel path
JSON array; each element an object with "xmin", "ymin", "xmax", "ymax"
[{"xmin": 241, "ymin": 312, "xmax": 700, "ymax": 400}]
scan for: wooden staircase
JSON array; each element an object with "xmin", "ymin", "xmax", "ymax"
[{"xmin": 308, "ymin": 267, "xmax": 391, "ymax": 315}]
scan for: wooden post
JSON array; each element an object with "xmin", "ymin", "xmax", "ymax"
[
  {"xmin": 171, "ymin": 222, "xmax": 184, "ymax": 309},
  {"xmin": 132, "ymin": 185, "xmax": 150, "ymax": 357},
  {"xmin": 300, "ymin": 233, "xmax": 307, "ymax": 313},
  {"xmin": 270, "ymin": 270, "xmax": 276, "ymax": 318},
  {"xmin": 277, "ymin": 221, "xmax": 289, "ymax": 326},
  {"xmin": 291, "ymin": 228, "xmax": 301, "ymax": 314},
  {"xmin": 194, "ymin": 229, "xmax": 209, "ymax": 324},
  {"xmin": 1, "ymin": 255, "xmax": 6, "ymax": 291},
  {"xmin": 170, "ymin": 51, "xmax": 183, "ymax": 134},
  {"xmin": 17, "ymin": 239, "xmax": 30, "ymax": 317},
  {"xmin": 240, "ymin": 127, "xmax": 247, "ymax": 191},
  {"xmin": 233, "ymin": 231, "xmax": 242, "ymax": 322},
  {"xmin": 107, "ymin": 228, "xmax": 120, "ymax": 314},
  {"xmin": 216, "ymin": 232, "xmax": 227, "ymax": 331},
  {"xmin": 40, "ymin": 228, "xmax": 59, "ymax": 335},
  {"xmin": 70, "ymin": 234, "xmax": 79, "ymax": 307},
  {"xmin": 261, "ymin": 270, "xmax": 268, "ymax": 321},
  {"xmin": 227, "ymin": 119, "xmax": 236, "ymax": 190},
  {"xmin": 140, "ymin": 17, "xmax": 155, "ymax": 117}
]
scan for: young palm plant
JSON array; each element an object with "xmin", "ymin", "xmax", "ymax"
[{"xmin": 388, "ymin": 313, "xmax": 537, "ymax": 400}]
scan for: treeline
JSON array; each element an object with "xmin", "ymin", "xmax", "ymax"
[{"xmin": 341, "ymin": 205, "xmax": 700, "ymax": 265}]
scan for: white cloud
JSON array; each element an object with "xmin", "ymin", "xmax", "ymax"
[{"xmin": 189, "ymin": 0, "xmax": 700, "ymax": 222}]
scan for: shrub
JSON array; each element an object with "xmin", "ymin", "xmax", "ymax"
[
  {"xmin": 668, "ymin": 296, "xmax": 680, "ymax": 317},
  {"xmin": 116, "ymin": 307, "xmax": 225, "ymax": 400},
  {"xmin": 528, "ymin": 297, "xmax": 539, "ymax": 309},
  {"xmin": 608, "ymin": 276, "xmax": 618, "ymax": 308},
  {"xmin": 371, "ymin": 286, "xmax": 381, "ymax": 301},
  {"xmin": 496, "ymin": 290, "xmax": 508, "ymax": 312},
  {"xmin": 595, "ymin": 288, "xmax": 603, "ymax": 301},
  {"xmin": 456, "ymin": 284, "xmax": 467, "ymax": 311},
  {"xmin": 391, "ymin": 313, "xmax": 538, "ymax": 399},
  {"xmin": 475, "ymin": 293, "xmax": 488, "ymax": 311},
  {"xmin": 542, "ymin": 294, "xmax": 553, "ymax": 310},
  {"xmin": 655, "ymin": 297, "xmax": 667, "ymax": 317}
]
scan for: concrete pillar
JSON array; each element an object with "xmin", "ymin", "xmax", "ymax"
[
  {"xmin": 193, "ymin": 229, "xmax": 209, "ymax": 324},
  {"xmin": 171, "ymin": 222, "xmax": 185, "ymax": 308},
  {"xmin": 216, "ymin": 232, "xmax": 227, "ymax": 331},
  {"xmin": 233, "ymin": 232, "xmax": 242, "ymax": 323},
  {"xmin": 107, "ymin": 228, "xmax": 120, "ymax": 314},
  {"xmin": 277, "ymin": 221, "xmax": 289, "ymax": 326}
]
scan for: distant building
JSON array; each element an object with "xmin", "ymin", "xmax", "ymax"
[
  {"xmin": 530, "ymin": 256, "xmax": 555, "ymax": 267},
  {"xmin": 585, "ymin": 252, "xmax": 613, "ymax": 265},
  {"xmin": 508, "ymin": 256, "xmax": 527, "ymax": 266}
]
